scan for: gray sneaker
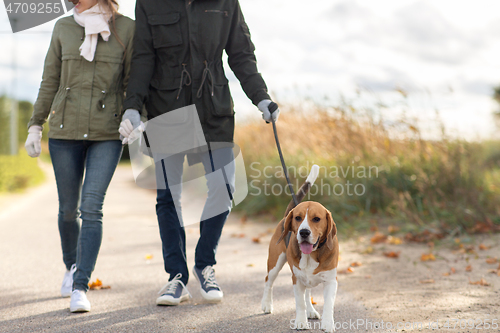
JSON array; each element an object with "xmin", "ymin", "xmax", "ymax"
[
  {"xmin": 156, "ymin": 273, "xmax": 190, "ymax": 306},
  {"xmin": 192, "ymin": 266, "xmax": 223, "ymax": 302}
]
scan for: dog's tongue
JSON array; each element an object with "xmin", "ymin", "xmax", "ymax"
[{"xmin": 300, "ymin": 242, "xmax": 313, "ymax": 254}]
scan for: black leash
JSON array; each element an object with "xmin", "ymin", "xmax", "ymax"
[{"xmin": 268, "ymin": 102, "xmax": 299, "ymax": 206}]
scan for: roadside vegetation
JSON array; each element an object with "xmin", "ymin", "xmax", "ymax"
[
  {"xmin": 0, "ymin": 96, "xmax": 46, "ymax": 192},
  {"xmin": 235, "ymin": 95, "xmax": 500, "ymax": 236}
]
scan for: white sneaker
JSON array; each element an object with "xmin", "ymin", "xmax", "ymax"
[
  {"xmin": 61, "ymin": 264, "xmax": 77, "ymax": 298},
  {"xmin": 70, "ymin": 290, "xmax": 91, "ymax": 313}
]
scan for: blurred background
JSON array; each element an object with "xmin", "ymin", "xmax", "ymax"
[{"xmin": 1, "ymin": 0, "xmax": 500, "ymax": 234}]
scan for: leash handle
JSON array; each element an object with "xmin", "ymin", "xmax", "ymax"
[{"xmin": 269, "ymin": 103, "xmax": 299, "ymax": 206}]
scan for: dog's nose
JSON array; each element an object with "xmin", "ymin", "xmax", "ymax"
[{"xmin": 299, "ymin": 229, "xmax": 311, "ymax": 238}]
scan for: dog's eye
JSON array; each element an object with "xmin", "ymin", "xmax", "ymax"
[
  {"xmin": 295, "ymin": 216, "xmax": 302, "ymax": 221},
  {"xmin": 312, "ymin": 217, "xmax": 321, "ymax": 222}
]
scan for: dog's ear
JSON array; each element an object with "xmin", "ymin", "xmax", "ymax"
[
  {"xmin": 277, "ymin": 208, "xmax": 294, "ymax": 245},
  {"xmin": 325, "ymin": 209, "xmax": 337, "ymax": 250}
]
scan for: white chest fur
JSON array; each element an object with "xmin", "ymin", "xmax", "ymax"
[{"xmin": 292, "ymin": 255, "xmax": 337, "ymax": 288}]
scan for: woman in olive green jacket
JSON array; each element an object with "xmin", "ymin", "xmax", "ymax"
[{"xmin": 24, "ymin": 0, "xmax": 134, "ymax": 313}]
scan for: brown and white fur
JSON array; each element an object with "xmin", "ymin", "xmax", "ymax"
[{"xmin": 261, "ymin": 165, "xmax": 339, "ymax": 332}]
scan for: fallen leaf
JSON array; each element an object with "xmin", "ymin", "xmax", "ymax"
[
  {"xmin": 450, "ymin": 267, "xmax": 456, "ymax": 274},
  {"xmin": 338, "ymin": 267, "xmax": 354, "ymax": 274},
  {"xmin": 387, "ymin": 236, "xmax": 403, "ymax": 245},
  {"xmin": 311, "ymin": 297, "xmax": 317, "ymax": 305},
  {"xmin": 479, "ymin": 244, "xmax": 490, "ymax": 251},
  {"xmin": 362, "ymin": 246, "xmax": 374, "ymax": 254},
  {"xmin": 240, "ymin": 215, "xmax": 247, "ymax": 224},
  {"xmin": 469, "ymin": 278, "xmax": 490, "ymax": 286},
  {"xmin": 247, "ymin": 263, "xmax": 254, "ymax": 267},
  {"xmin": 252, "ymin": 237, "xmax": 261, "ymax": 244},
  {"xmin": 486, "ymin": 258, "xmax": 498, "ymax": 264},
  {"xmin": 88, "ymin": 278, "xmax": 110, "ymax": 290},
  {"xmin": 370, "ymin": 225, "xmax": 378, "ymax": 232},
  {"xmin": 371, "ymin": 232, "xmax": 387, "ymax": 244},
  {"xmin": 388, "ymin": 225, "xmax": 400, "ymax": 234},
  {"xmin": 350, "ymin": 261, "xmax": 362, "ymax": 267},
  {"xmin": 144, "ymin": 254, "xmax": 153, "ymax": 260},
  {"xmin": 420, "ymin": 279, "xmax": 435, "ymax": 284},
  {"xmin": 465, "ymin": 265, "xmax": 472, "ymax": 272},
  {"xmin": 384, "ymin": 251, "xmax": 400, "ymax": 258},
  {"xmin": 442, "ymin": 272, "xmax": 450, "ymax": 276},
  {"xmin": 231, "ymin": 233, "xmax": 246, "ymax": 238},
  {"xmin": 420, "ymin": 253, "xmax": 436, "ymax": 261}
]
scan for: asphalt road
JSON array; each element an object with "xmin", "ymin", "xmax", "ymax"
[{"xmin": 0, "ymin": 163, "xmax": 383, "ymax": 333}]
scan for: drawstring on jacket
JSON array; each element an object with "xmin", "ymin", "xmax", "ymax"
[
  {"xmin": 196, "ymin": 60, "xmax": 214, "ymax": 98},
  {"xmin": 176, "ymin": 63, "xmax": 192, "ymax": 100}
]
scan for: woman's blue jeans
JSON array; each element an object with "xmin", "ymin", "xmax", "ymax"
[{"xmin": 49, "ymin": 139, "xmax": 122, "ymax": 292}]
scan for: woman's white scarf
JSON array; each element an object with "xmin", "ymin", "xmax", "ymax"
[{"xmin": 73, "ymin": 4, "xmax": 114, "ymax": 62}]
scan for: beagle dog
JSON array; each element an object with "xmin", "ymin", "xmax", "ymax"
[{"xmin": 262, "ymin": 165, "xmax": 339, "ymax": 332}]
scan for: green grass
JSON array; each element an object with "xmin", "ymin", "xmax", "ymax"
[{"xmin": 0, "ymin": 151, "xmax": 45, "ymax": 192}]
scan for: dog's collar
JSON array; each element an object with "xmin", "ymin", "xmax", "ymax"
[{"xmin": 317, "ymin": 236, "xmax": 327, "ymax": 249}]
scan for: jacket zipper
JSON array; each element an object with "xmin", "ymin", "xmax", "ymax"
[{"xmin": 60, "ymin": 87, "xmax": 70, "ymax": 129}]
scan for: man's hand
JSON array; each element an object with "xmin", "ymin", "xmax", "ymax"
[
  {"xmin": 25, "ymin": 125, "xmax": 43, "ymax": 157},
  {"xmin": 119, "ymin": 109, "xmax": 142, "ymax": 144},
  {"xmin": 258, "ymin": 99, "xmax": 280, "ymax": 123}
]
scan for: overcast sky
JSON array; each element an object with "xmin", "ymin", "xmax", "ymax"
[{"xmin": 1, "ymin": 0, "xmax": 499, "ymax": 139}]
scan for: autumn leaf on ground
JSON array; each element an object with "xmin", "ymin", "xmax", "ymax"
[
  {"xmin": 88, "ymin": 278, "xmax": 110, "ymax": 290},
  {"xmin": 362, "ymin": 246, "xmax": 374, "ymax": 254},
  {"xmin": 371, "ymin": 232, "xmax": 387, "ymax": 244},
  {"xmin": 442, "ymin": 268, "xmax": 456, "ymax": 276},
  {"xmin": 384, "ymin": 251, "xmax": 400, "ymax": 258},
  {"xmin": 311, "ymin": 297, "xmax": 317, "ymax": 305},
  {"xmin": 420, "ymin": 279, "xmax": 435, "ymax": 284},
  {"xmin": 231, "ymin": 233, "xmax": 246, "ymax": 238},
  {"xmin": 469, "ymin": 278, "xmax": 490, "ymax": 286},
  {"xmin": 387, "ymin": 236, "xmax": 402, "ymax": 245},
  {"xmin": 338, "ymin": 267, "xmax": 354, "ymax": 274},
  {"xmin": 240, "ymin": 215, "xmax": 247, "ymax": 224},
  {"xmin": 421, "ymin": 253, "xmax": 436, "ymax": 261},
  {"xmin": 479, "ymin": 244, "xmax": 490, "ymax": 251},
  {"xmin": 252, "ymin": 237, "xmax": 261, "ymax": 243},
  {"xmin": 388, "ymin": 225, "xmax": 400, "ymax": 234},
  {"xmin": 465, "ymin": 265, "xmax": 472, "ymax": 272},
  {"xmin": 486, "ymin": 257, "xmax": 498, "ymax": 264},
  {"xmin": 247, "ymin": 263, "xmax": 254, "ymax": 267},
  {"xmin": 144, "ymin": 254, "xmax": 153, "ymax": 260},
  {"xmin": 350, "ymin": 261, "xmax": 362, "ymax": 267}
]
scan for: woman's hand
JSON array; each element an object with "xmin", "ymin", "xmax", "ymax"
[{"xmin": 25, "ymin": 126, "xmax": 43, "ymax": 157}]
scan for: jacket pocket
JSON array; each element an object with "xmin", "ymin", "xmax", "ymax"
[
  {"xmin": 211, "ymin": 84, "xmax": 234, "ymax": 117},
  {"xmin": 91, "ymin": 89, "xmax": 120, "ymax": 134},
  {"xmin": 48, "ymin": 87, "xmax": 71, "ymax": 130},
  {"xmin": 148, "ymin": 13, "xmax": 182, "ymax": 48}
]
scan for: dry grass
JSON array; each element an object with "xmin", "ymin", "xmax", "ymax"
[{"xmin": 234, "ymin": 101, "xmax": 500, "ymax": 234}]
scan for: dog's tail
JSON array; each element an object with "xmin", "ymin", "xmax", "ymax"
[{"xmin": 283, "ymin": 164, "xmax": 320, "ymax": 217}]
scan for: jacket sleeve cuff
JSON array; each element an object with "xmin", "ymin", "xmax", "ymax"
[{"xmin": 251, "ymin": 90, "xmax": 272, "ymax": 106}]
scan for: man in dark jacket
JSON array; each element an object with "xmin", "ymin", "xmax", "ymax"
[{"xmin": 120, "ymin": 0, "xmax": 279, "ymax": 305}]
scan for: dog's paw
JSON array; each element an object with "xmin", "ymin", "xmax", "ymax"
[
  {"xmin": 321, "ymin": 319, "xmax": 335, "ymax": 332},
  {"xmin": 295, "ymin": 319, "xmax": 310, "ymax": 330},
  {"xmin": 261, "ymin": 299, "xmax": 273, "ymax": 314},
  {"xmin": 307, "ymin": 308, "xmax": 321, "ymax": 319}
]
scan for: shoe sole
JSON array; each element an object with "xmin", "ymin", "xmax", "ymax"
[
  {"xmin": 192, "ymin": 269, "xmax": 223, "ymax": 303},
  {"xmin": 156, "ymin": 294, "xmax": 189, "ymax": 306},
  {"xmin": 70, "ymin": 306, "xmax": 90, "ymax": 313}
]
